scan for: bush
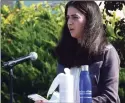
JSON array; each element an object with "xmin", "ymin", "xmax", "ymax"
[
  {"xmin": 1, "ymin": 2, "xmax": 65, "ymax": 103},
  {"xmin": 119, "ymin": 68, "xmax": 125, "ymax": 103}
]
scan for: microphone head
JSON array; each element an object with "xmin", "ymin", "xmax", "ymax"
[{"xmin": 29, "ymin": 52, "xmax": 38, "ymax": 60}]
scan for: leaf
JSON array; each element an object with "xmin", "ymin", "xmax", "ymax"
[
  {"xmin": 60, "ymin": 5, "xmax": 65, "ymax": 13},
  {"xmin": 123, "ymin": 4, "xmax": 125, "ymax": 16}
]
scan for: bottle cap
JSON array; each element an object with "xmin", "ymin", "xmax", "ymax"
[
  {"xmin": 81, "ymin": 65, "xmax": 89, "ymax": 71},
  {"xmin": 64, "ymin": 68, "xmax": 70, "ymax": 74}
]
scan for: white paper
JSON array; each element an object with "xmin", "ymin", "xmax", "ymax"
[
  {"xmin": 28, "ymin": 94, "xmax": 48, "ymax": 102},
  {"xmin": 28, "ymin": 91, "xmax": 59, "ymax": 103}
]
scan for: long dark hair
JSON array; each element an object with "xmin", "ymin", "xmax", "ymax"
[{"xmin": 55, "ymin": 1, "xmax": 109, "ymax": 67}]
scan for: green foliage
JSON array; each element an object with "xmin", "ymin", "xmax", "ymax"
[
  {"xmin": 104, "ymin": 1, "xmax": 125, "ymax": 16},
  {"xmin": 119, "ymin": 68, "xmax": 125, "ymax": 103},
  {"xmin": 1, "ymin": 2, "xmax": 64, "ymax": 103},
  {"xmin": 102, "ymin": 4, "xmax": 125, "ymax": 68}
]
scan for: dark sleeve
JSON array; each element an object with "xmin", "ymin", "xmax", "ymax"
[
  {"xmin": 57, "ymin": 63, "xmax": 65, "ymax": 74},
  {"xmin": 92, "ymin": 47, "xmax": 120, "ymax": 103}
]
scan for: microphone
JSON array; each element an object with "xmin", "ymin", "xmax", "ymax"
[{"xmin": 2, "ymin": 52, "xmax": 38, "ymax": 68}]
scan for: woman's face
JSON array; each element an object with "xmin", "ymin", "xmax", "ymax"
[{"xmin": 67, "ymin": 6, "xmax": 86, "ymax": 40}]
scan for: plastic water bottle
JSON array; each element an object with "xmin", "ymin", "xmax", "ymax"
[
  {"xmin": 79, "ymin": 65, "xmax": 92, "ymax": 103},
  {"xmin": 47, "ymin": 68, "xmax": 74, "ymax": 103}
]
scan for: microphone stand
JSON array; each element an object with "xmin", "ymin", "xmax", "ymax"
[
  {"xmin": 2, "ymin": 52, "xmax": 38, "ymax": 103},
  {"xmin": 3, "ymin": 62, "xmax": 15, "ymax": 103},
  {"xmin": 9, "ymin": 67, "xmax": 14, "ymax": 103},
  {"xmin": 3, "ymin": 58, "xmax": 30, "ymax": 103}
]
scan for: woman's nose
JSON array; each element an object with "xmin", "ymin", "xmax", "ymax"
[{"xmin": 68, "ymin": 18, "xmax": 73, "ymax": 25}]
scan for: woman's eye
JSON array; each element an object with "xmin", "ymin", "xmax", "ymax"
[
  {"xmin": 66, "ymin": 16, "xmax": 79, "ymax": 21},
  {"xmin": 73, "ymin": 16, "xmax": 79, "ymax": 19}
]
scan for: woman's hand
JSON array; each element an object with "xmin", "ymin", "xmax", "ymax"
[{"xmin": 34, "ymin": 100, "xmax": 44, "ymax": 103}]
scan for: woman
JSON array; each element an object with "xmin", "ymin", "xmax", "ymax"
[{"xmin": 36, "ymin": 1, "xmax": 120, "ymax": 103}]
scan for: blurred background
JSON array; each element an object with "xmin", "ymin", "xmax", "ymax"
[{"xmin": 1, "ymin": 0, "xmax": 125, "ymax": 103}]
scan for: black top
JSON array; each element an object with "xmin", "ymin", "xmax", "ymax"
[{"xmin": 57, "ymin": 45, "xmax": 120, "ymax": 103}]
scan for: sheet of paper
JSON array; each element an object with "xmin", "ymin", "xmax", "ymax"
[{"xmin": 28, "ymin": 94, "xmax": 48, "ymax": 102}]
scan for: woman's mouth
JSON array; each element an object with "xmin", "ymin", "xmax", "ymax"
[{"xmin": 69, "ymin": 29, "xmax": 74, "ymax": 32}]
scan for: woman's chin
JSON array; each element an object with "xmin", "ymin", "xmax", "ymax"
[{"xmin": 71, "ymin": 34, "xmax": 78, "ymax": 39}]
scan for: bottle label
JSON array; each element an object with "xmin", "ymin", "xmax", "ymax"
[{"xmin": 80, "ymin": 90, "xmax": 92, "ymax": 98}]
